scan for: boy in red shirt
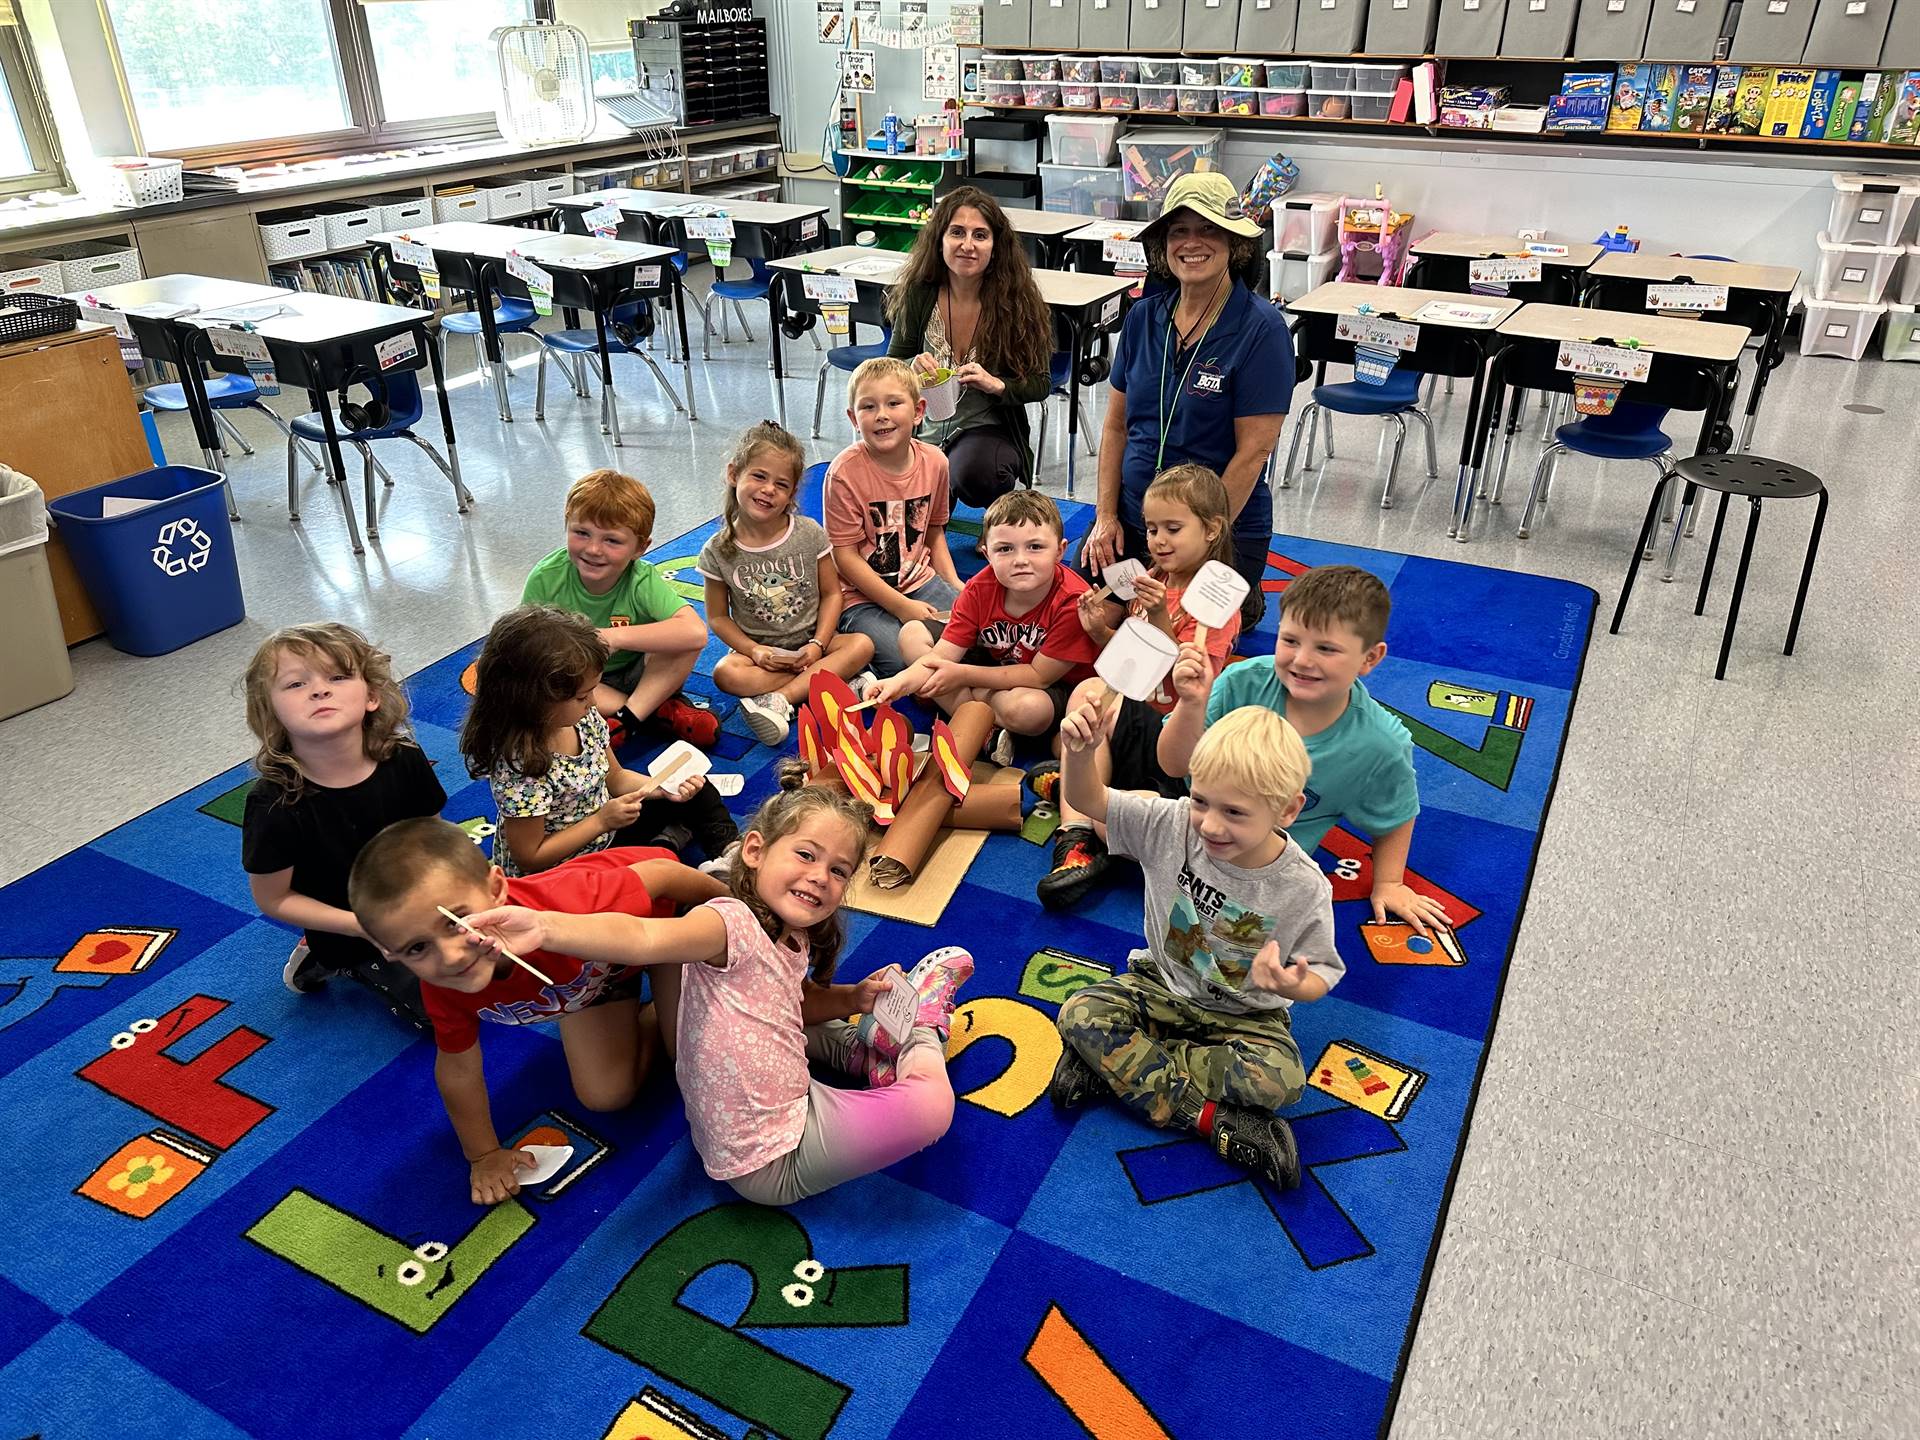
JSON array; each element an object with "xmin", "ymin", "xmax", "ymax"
[
  {"xmin": 863, "ymin": 489, "xmax": 1097, "ymax": 758},
  {"xmin": 348, "ymin": 817, "xmax": 723, "ymax": 1205}
]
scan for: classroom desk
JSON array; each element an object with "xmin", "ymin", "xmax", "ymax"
[
  {"xmin": 1062, "ymin": 217, "xmax": 1150, "ymax": 278},
  {"xmin": 1460, "ymin": 302, "xmax": 1750, "ymax": 542},
  {"xmin": 1406, "ymin": 234, "xmax": 1603, "ymax": 306},
  {"xmin": 552, "ymin": 187, "xmax": 829, "ymax": 255},
  {"xmin": 1284, "ymin": 282, "xmax": 1522, "ymax": 534},
  {"xmin": 369, "ymin": 222, "xmax": 694, "ymax": 432},
  {"xmin": 765, "ymin": 245, "xmax": 1134, "ymax": 496},
  {"xmin": 1005, "ymin": 207, "xmax": 1098, "ymax": 268},
  {"xmin": 70, "ymin": 274, "xmax": 290, "ymax": 490},
  {"xmin": 242, "ymin": 291, "xmax": 459, "ymax": 556},
  {"xmin": 1582, "ymin": 253, "xmax": 1799, "ymax": 454}
]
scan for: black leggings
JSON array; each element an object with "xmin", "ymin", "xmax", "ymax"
[
  {"xmin": 614, "ymin": 782, "xmax": 739, "ymax": 862},
  {"xmin": 944, "ymin": 425, "xmax": 1025, "ymax": 509}
]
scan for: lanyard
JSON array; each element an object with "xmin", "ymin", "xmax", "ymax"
[{"xmin": 1155, "ymin": 279, "xmax": 1228, "ymax": 471}]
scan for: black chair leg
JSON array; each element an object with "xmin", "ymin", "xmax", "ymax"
[
  {"xmin": 1715, "ymin": 497, "xmax": 1762, "ymax": 680},
  {"xmin": 1694, "ymin": 491, "xmax": 1733, "ymax": 617},
  {"xmin": 1784, "ymin": 486, "xmax": 1829, "ymax": 657},
  {"xmin": 1610, "ymin": 481, "xmax": 1668, "ymax": 635}
]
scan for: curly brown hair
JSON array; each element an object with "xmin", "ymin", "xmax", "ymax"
[
  {"xmin": 886, "ymin": 186, "xmax": 1052, "ymax": 383},
  {"xmin": 460, "ymin": 606, "xmax": 609, "ymax": 782},
  {"xmin": 1144, "ymin": 224, "xmax": 1263, "ymax": 286},
  {"xmin": 731, "ymin": 761, "xmax": 874, "ymax": 982},
  {"xmin": 243, "ymin": 623, "xmax": 413, "ymax": 801}
]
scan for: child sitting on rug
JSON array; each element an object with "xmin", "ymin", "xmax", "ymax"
[
  {"xmin": 459, "ymin": 767, "xmax": 974, "ymax": 1207},
  {"xmin": 1050, "ymin": 703, "xmax": 1341, "ymax": 1190},
  {"xmin": 348, "ymin": 817, "xmax": 725, "ymax": 1205},
  {"xmin": 700, "ymin": 419, "xmax": 876, "ymax": 748},
  {"xmin": 862, "ymin": 488, "xmax": 1098, "ymax": 764},
  {"xmin": 522, "ymin": 467, "xmax": 719, "ymax": 748},
  {"xmin": 240, "ymin": 622, "xmax": 446, "ymax": 1029},
  {"xmin": 462, "ymin": 606, "xmax": 738, "ymax": 873},
  {"xmin": 1034, "ymin": 464, "xmax": 1242, "ymax": 911},
  {"xmin": 826, "ymin": 357, "xmax": 964, "ymax": 678},
  {"xmin": 1158, "ymin": 564, "xmax": 1449, "ymax": 934}
]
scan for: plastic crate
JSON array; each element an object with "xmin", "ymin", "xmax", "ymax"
[
  {"xmin": 1813, "ymin": 232, "xmax": 1902, "ymax": 303},
  {"xmin": 1258, "ymin": 88, "xmax": 1308, "ymax": 117},
  {"xmin": 1178, "ymin": 86, "xmax": 1219, "ymax": 115},
  {"xmin": 1047, "ymin": 113, "xmax": 1121, "ymax": 166},
  {"xmin": 1063, "ymin": 83, "xmax": 1099, "ymax": 109},
  {"xmin": 1270, "ymin": 249, "xmax": 1337, "ymax": 303},
  {"xmin": 1220, "ymin": 58, "xmax": 1266, "ymax": 87},
  {"xmin": 1353, "ymin": 64, "xmax": 1406, "ymax": 95},
  {"xmin": 1882, "ymin": 301, "xmax": 1920, "ymax": 359},
  {"xmin": 1897, "ymin": 244, "xmax": 1920, "ymax": 305},
  {"xmin": 686, "ymin": 155, "xmax": 714, "ymax": 183},
  {"xmin": 1827, "ymin": 173, "xmax": 1920, "ymax": 246},
  {"xmin": 984, "ymin": 79, "xmax": 1026, "ymax": 106},
  {"xmin": 1180, "ymin": 59, "xmax": 1222, "ymax": 85},
  {"xmin": 1799, "ymin": 297, "xmax": 1883, "ymax": 359},
  {"xmin": 373, "ymin": 193, "xmax": 433, "ymax": 231},
  {"xmin": 1137, "ymin": 84, "xmax": 1178, "ymax": 112},
  {"xmin": 101, "ymin": 157, "xmax": 183, "ymax": 207},
  {"xmin": 1100, "ymin": 84, "xmax": 1138, "ymax": 111},
  {"xmin": 1024, "ymin": 81, "xmax": 1062, "ymax": 106},
  {"xmin": 257, "ymin": 210, "xmax": 328, "ymax": 262},
  {"xmin": 1310, "ymin": 63, "xmax": 1358, "ymax": 89},
  {"xmin": 1100, "ymin": 56, "xmax": 1141, "ymax": 82},
  {"xmin": 1353, "ymin": 92, "xmax": 1395, "ymax": 120},
  {"xmin": 526, "ymin": 171, "xmax": 574, "ymax": 206},
  {"xmin": 1062, "ymin": 56, "xmax": 1102, "ymax": 83},
  {"xmin": 1275, "ymin": 193, "xmax": 1342, "ymax": 254},
  {"xmin": 431, "ymin": 191, "xmax": 487, "ymax": 223},
  {"xmin": 1219, "ymin": 86, "xmax": 1259, "ymax": 116},
  {"xmin": 1119, "ymin": 128, "xmax": 1224, "ymax": 204},
  {"xmin": 658, "ymin": 159, "xmax": 685, "ymax": 187},
  {"xmin": 1137, "ymin": 58, "xmax": 1182, "ymax": 84},
  {"xmin": 1265, "ymin": 62, "xmax": 1311, "ymax": 88},
  {"xmin": 983, "ymin": 54, "xmax": 1025, "ymax": 82},
  {"xmin": 483, "ymin": 182, "xmax": 534, "ymax": 219},
  {"xmin": 1308, "ymin": 90, "xmax": 1354, "ymax": 119},
  {"xmin": 0, "ymin": 252, "xmax": 63, "ymax": 297},
  {"xmin": 317, "ymin": 200, "xmax": 379, "ymax": 252},
  {"xmin": 1040, "ymin": 162, "xmax": 1125, "ymax": 218},
  {"xmin": 54, "ymin": 241, "xmax": 142, "ymax": 293},
  {"xmin": 1024, "ymin": 55, "xmax": 1063, "ymax": 81},
  {"xmin": 0, "ymin": 292, "xmax": 77, "ymax": 343}
]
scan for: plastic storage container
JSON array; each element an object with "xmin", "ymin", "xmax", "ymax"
[
  {"xmin": 1040, "ymin": 162, "xmax": 1126, "ymax": 217},
  {"xmin": 1180, "ymin": 58, "xmax": 1222, "ymax": 85},
  {"xmin": 1264, "ymin": 61, "xmax": 1310, "ymax": 88},
  {"xmin": 1178, "ymin": 86, "xmax": 1219, "ymax": 114},
  {"xmin": 983, "ymin": 54, "xmax": 1026, "ymax": 82},
  {"xmin": 985, "ymin": 79, "xmax": 1026, "ymax": 106},
  {"xmin": 1137, "ymin": 84, "xmax": 1179, "ymax": 112},
  {"xmin": 1881, "ymin": 301, "xmax": 1920, "ymax": 359},
  {"xmin": 1813, "ymin": 232, "xmax": 1903, "ymax": 302},
  {"xmin": 1308, "ymin": 90, "xmax": 1354, "ymax": 118},
  {"xmin": 1024, "ymin": 81, "xmax": 1062, "ymax": 107},
  {"xmin": 53, "ymin": 241, "xmax": 143, "ymax": 293},
  {"xmin": 257, "ymin": 209, "xmax": 329, "ymax": 262},
  {"xmin": 1310, "ymin": 62, "xmax": 1358, "ymax": 89},
  {"xmin": 1798, "ymin": 298, "xmax": 1884, "ymax": 359},
  {"xmin": 1828, "ymin": 174, "xmax": 1920, "ymax": 246},
  {"xmin": 430, "ymin": 189, "xmax": 487, "ymax": 223},
  {"xmin": 1352, "ymin": 92, "xmax": 1395, "ymax": 120},
  {"xmin": 1897, "ymin": 244, "xmax": 1920, "ymax": 304},
  {"xmin": 1047, "ymin": 113, "xmax": 1122, "ymax": 166},
  {"xmin": 1063, "ymin": 83, "xmax": 1099, "ymax": 109},
  {"xmin": 1024, "ymin": 55, "xmax": 1063, "ymax": 81},
  {"xmin": 1218, "ymin": 86, "xmax": 1259, "ymax": 116},
  {"xmin": 1259, "ymin": 87, "xmax": 1308, "ymax": 116},
  {"xmin": 0, "ymin": 466, "xmax": 73, "ymax": 720},
  {"xmin": 1275, "ymin": 192, "xmax": 1342, "ymax": 253},
  {"xmin": 1138, "ymin": 58, "xmax": 1182, "ymax": 84},
  {"xmin": 1100, "ymin": 84, "xmax": 1139, "ymax": 111},
  {"xmin": 1101, "ymin": 56, "xmax": 1141, "ymax": 82},
  {"xmin": 1120, "ymin": 128, "xmax": 1225, "ymax": 204},
  {"xmin": 1220, "ymin": 58, "xmax": 1266, "ymax": 86},
  {"xmin": 45, "ymin": 466, "xmax": 245, "ymax": 656},
  {"xmin": 1062, "ymin": 56, "xmax": 1102, "ymax": 83},
  {"xmin": 1269, "ymin": 248, "xmax": 1338, "ymax": 302},
  {"xmin": 1352, "ymin": 63, "xmax": 1405, "ymax": 94},
  {"xmin": 315, "ymin": 200, "xmax": 379, "ymax": 251},
  {"xmin": 373, "ymin": 193, "xmax": 433, "ymax": 232}
]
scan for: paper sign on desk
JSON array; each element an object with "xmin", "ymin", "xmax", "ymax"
[
  {"xmin": 125, "ymin": 301, "xmax": 197, "ymax": 320},
  {"xmin": 1646, "ymin": 283, "xmax": 1728, "ymax": 312},
  {"xmin": 802, "ymin": 272, "xmax": 858, "ymax": 304},
  {"xmin": 390, "ymin": 239, "xmax": 434, "ymax": 271},
  {"xmin": 801, "ymin": 216, "xmax": 823, "ymax": 241},
  {"xmin": 506, "ymin": 251, "xmax": 554, "ymax": 316},
  {"xmin": 208, "ymin": 326, "xmax": 279, "ymax": 396},
  {"xmin": 1469, "ymin": 257, "xmax": 1541, "ymax": 284},
  {"xmin": 1556, "ymin": 341, "xmax": 1652, "ymax": 384},
  {"xmin": 683, "ymin": 215, "xmax": 735, "ymax": 242},
  {"xmin": 375, "ymin": 332, "xmax": 419, "ymax": 371},
  {"xmin": 80, "ymin": 305, "xmax": 142, "ymax": 365},
  {"xmin": 1411, "ymin": 299, "xmax": 1504, "ymax": 325},
  {"xmin": 634, "ymin": 263, "xmax": 663, "ymax": 290},
  {"xmin": 1103, "ymin": 238, "xmax": 1147, "ymax": 267},
  {"xmin": 1336, "ymin": 314, "xmax": 1419, "ymax": 350},
  {"xmin": 1525, "ymin": 242, "xmax": 1570, "ymax": 257},
  {"xmin": 583, "ymin": 201, "xmax": 623, "ymax": 237}
]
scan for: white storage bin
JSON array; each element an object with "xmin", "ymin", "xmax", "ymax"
[
  {"xmin": 483, "ymin": 182, "xmax": 534, "ymax": 219},
  {"xmin": 1274, "ymin": 194, "xmax": 1342, "ymax": 256},
  {"xmin": 1352, "ymin": 63, "xmax": 1406, "ymax": 94},
  {"xmin": 1827, "ymin": 173, "xmax": 1920, "ymax": 246},
  {"xmin": 257, "ymin": 210, "xmax": 328, "ymax": 262},
  {"xmin": 1046, "ymin": 113, "xmax": 1120, "ymax": 166},
  {"xmin": 1310, "ymin": 62, "xmax": 1358, "ymax": 89},
  {"xmin": 524, "ymin": 171, "xmax": 573, "ymax": 206},
  {"xmin": 1812, "ymin": 232, "xmax": 1902, "ymax": 303},
  {"xmin": 1270, "ymin": 249, "xmax": 1337, "ymax": 303},
  {"xmin": 374, "ymin": 193, "xmax": 433, "ymax": 231},
  {"xmin": 432, "ymin": 190, "xmax": 488, "ymax": 223},
  {"xmin": 318, "ymin": 200, "xmax": 380, "ymax": 251},
  {"xmin": 1881, "ymin": 302, "xmax": 1920, "ymax": 360},
  {"xmin": 0, "ymin": 253, "xmax": 62, "ymax": 296},
  {"xmin": 686, "ymin": 155, "xmax": 713, "ymax": 183},
  {"xmin": 55, "ymin": 242, "xmax": 142, "ymax": 293},
  {"xmin": 1799, "ymin": 297, "xmax": 1884, "ymax": 359},
  {"xmin": 1040, "ymin": 162, "xmax": 1125, "ymax": 218},
  {"xmin": 1894, "ymin": 243, "xmax": 1920, "ymax": 305},
  {"xmin": 658, "ymin": 159, "xmax": 685, "ymax": 187},
  {"xmin": 101, "ymin": 157, "xmax": 184, "ymax": 208}
]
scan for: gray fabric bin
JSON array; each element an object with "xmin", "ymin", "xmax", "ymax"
[
  {"xmin": 1131, "ymin": 0, "xmax": 1187, "ymax": 45},
  {"xmin": 985, "ymin": 0, "xmax": 1033, "ymax": 46},
  {"xmin": 1367, "ymin": 0, "xmax": 1441, "ymax": 52},
  {"xmin": 1500, "ymin": 0, "xmax": 1578, "ymax": 55},
  {"xmin": 1032, "ymin": 0, "xmax": 1082, "ymax": 46},
  {"xmin": 1730, "ymin": 0, "xmax": 1817, "ymax": 59},
  {"xmin": 1296, "ymin": 0, "xmax": 1372, "ymax": 50},
  {"xmin": 1803, "ymin": 0, "xmax": 1895, "ymax": 65},
  {"xmin": 1573, "ymin": 0, "xmax": 1653, "ymax": 56},
  {"xmin": 1642, "ymin": 0, "xmax": 1734, "ymax": 58},
  {"xmin": 1239, "ymin": 0, "xmax": 1301, "ymax": 47},
  {"xmin": 1436, "ymin": 0, "xmax": 1510, "ymax": 53},
  {"xmin": 1885, "ymin": 0, "xmax": 1920, "ymax": 63},
  {"xmin": 1186, "ymin": 0, "xmax": 1245, "ymax": 47},
  {"xmin": 1080, "ymin": 0, "xmax": 1133, "ymax": 45}
]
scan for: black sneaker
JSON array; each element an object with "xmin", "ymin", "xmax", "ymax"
[
  {"xmin": 1026, "ymin": 760, "xmax": 1061, "ymax": 805},
  {"xmin": 1036, "ymin": 826, "xmax": 1109, "ymax": 911},
  {"xmin": 282, "ymin": 940, "xmax": 328, "ymax": 994},
  {"xmin": 653, "ymin": 822, "xmax": 696, "ymax": 858},
  {"xmin": 1210, "ymin": 1104, "xmax": 1301, "ymax": 1190},
  {"xmin": 1048, "ymin": 1048, "xmax": 1106, "ymax": 1110}
]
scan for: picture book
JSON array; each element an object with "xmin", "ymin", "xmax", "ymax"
[
  {"xmin": 1801, "ymin": 71, "xmax": 1842, "ymax": 139},
  {"xmin": 1729, "ymin": 67, "xmax": 1772, "ymax": 137},
  {"xmin": 1763, "ymin": 67, "xmax": 1815, "ymax": 139},
  {"xmin": 1705, "ymin": 66, "xmax": 1744, "ymax": 133},
  {"xmin": 1561, "ymin": 71, "xmax": 1613, "ymax": 97},
  {"xmin": 1888, "ymin": 71, "xmax": 1920, "ymax": 146},
  {"xmin": 1863, "ymin": 70, "xmax": 1902, "ymax": 142},
  {"xmin": 1640, "ymin": 64, "xmax": 1681, "ymax": 131},
  {"xmin": 1608, "ymin": 64, "xmax": 1652, "ymax": 132},
  {"xmin": 1547, "ymin": 94, "xmax": 1610, "ymax": 130},
  {"xmin": 1673, "ymin": 65, "xmax": 1716, "ymax": 133},
  {"xmin": 1829, "ymin": 79, "xmax": 1864, "ymax": 142}
]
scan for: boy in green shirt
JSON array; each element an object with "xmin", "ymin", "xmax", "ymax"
[
  {"xmin": 1158, "ymin": 564, "xmax": 1450, "ymax": 935},
  {"xmin": 522, "ymin": 468, "xmax": 718, "ymax": 748}
]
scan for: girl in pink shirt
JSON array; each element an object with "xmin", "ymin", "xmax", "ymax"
[{"xmin": 462, "ymin": 770, "xmax": 970, "ymax": 1205}]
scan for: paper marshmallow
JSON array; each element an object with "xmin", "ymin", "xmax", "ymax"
[
  {"xmin": 1101, "ymin": 557, "xmax": 1148, "ymax": 601},
  {"xmin": 1182, "ymin": 561, "xmax": 1250, "ymax": 646},
  {"xmin": 1095, "ymin": 617, "xmax": 1180, "ymax": 703},
  {"xmin": 648, "ymin": 740, "xmax": 713, "ymax": 791},
  {"xmin": 519, "ymin": 1144, "xmax": 574, "ymax": 1186}
]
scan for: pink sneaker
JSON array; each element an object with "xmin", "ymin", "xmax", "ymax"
[{"xmin": 853, "ymin": 946, "xmax": 975, "ymax": 1065}]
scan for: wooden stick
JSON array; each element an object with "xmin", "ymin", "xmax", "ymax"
[
  {"xmin": 1193, "ymin": 622, "xmax": 1211, "ymax": 652},
  {"xmin": 437, "ymin": 905, "xmax": 554, "ymax": 987}
]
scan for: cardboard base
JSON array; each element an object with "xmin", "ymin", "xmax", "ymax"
[{"xmin": 846, "ymin": 763, "xmax": 1021, "ymax": 926}]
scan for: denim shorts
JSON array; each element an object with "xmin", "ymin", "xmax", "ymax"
[{"xmin": 838, "ymin": 574, "xmax": 962, "ymax": 677}]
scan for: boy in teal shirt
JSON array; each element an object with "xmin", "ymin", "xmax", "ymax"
[
  {"xmin": 1158, "ymin": 564, "xmax": 1449, "ymax": 934},
  {"xmin": 522, "ymin": 467, "xmax": 718, "ymax": 748}
]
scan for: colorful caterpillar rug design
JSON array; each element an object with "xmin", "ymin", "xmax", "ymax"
[{"xmin": 0, "ymin": 509, "xmax": 1593, "ymax": 1440}]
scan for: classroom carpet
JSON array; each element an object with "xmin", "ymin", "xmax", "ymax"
[{"xmin": 0, "ymin": 506, "xmax": 1594, "ymax": 1440}]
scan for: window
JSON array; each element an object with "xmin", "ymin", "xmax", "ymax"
[
  {"xmin": 365, "ymin": 0, "xmax": 533, "ymax": 125},
  {"xmin": 0, "ymin": 17, "xmax": 64, "ymax": 195}
]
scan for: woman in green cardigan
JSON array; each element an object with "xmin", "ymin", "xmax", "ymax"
[{"xmin": 885, "ymin": 187, "xmax": 1055, "ymax": 506}]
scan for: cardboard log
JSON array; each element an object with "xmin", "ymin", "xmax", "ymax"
[{"xmin": 870, "ymin": 699, "xmax": 993, "ymax": 888}]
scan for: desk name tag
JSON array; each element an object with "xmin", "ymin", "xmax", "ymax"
[
  {"xmin": 208, "ymin": 327, "xmax": 269, "ymax": 363},
  {"xmin": 80, "ymin": 305, "xmax": 134, "ymax": 341},
  {"xmin": 1336, "ymin": 314, "xmax": 1418, "ymax": 350},
  {"xmin": 1556, "ymin": 341, "xmax": 1651, "ymax": 384},
  {"xmin": 506, "ymin": 251, "xmax": 556, "ymax": 315},
  {"xmin": 1103, "ymin": 238, "xmax": 1147, "ymax": 266},
  {"xmin": 802, "ymin": 216, "xmax": 823, "ymax": 240},
  {"xmin": 376, "ymin": 332, "xmax": 419, "ymax": 371},
  {"xmin": 1100, "ymin": 294, "xmax": 1122, "ymax": 327},
  {"xmin": 1524, "ymin": 241, "xmax": 1570, "ymax": 257},
  {"xmin": 634, "ymin": 264, "xmax": 663, "ymax": 289},
  {"xmin": 390, "ymin": 240, "xmax": 434, "ymax": 271},
  {"xmin": 1470, "ymin": 257, "xmax": 1541, "ymax": 284},
  {"xmin": 583, "ymin": 202, "xmax": 623, "ymax": 236},
  {"xmin": 1412, "ymin": 299, "xmax": 1505, "ymax": 325},
  {"xmin": 684, "ymin": 215, "xmax": 736, "ymax": 241},
  {"xmin": 1646, "ymin": 283, "xmax": 1728, "ymax": 312},
  {"xmin": 802, "ymin": 272, "xmax": 859, "ymax": 303}
]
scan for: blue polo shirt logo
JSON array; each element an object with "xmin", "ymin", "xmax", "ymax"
[{"xmin": 1189, "ymin": 366, "xmax": 1225, "ymax": 396}]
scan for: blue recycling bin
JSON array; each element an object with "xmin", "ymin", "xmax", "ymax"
[{"xmin": 47, "ymin": 465, "xmax": 245, "ymax": 656}]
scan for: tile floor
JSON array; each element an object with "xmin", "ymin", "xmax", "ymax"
[{"xmin": 3, "ymin": 313, "xmax": 1913, "ymax": 1436}]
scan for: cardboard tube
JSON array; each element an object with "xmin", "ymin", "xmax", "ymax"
[
  {"xmin": 949, "ymin": 765, "xmax": 1022, "ymax": 831},
  {"xmin": 871, "ymin": 699, "xmax": 993, "ymax": 888}
]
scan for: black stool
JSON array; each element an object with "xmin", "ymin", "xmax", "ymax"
[{"xmin": 1610, "ymin": 454, "xmax": 1827, "ymax": 681}]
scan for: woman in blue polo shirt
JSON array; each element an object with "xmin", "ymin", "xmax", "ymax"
[{"xmin": 1080, "ymin": 172, "xmax": 1294, "ymax": 629}]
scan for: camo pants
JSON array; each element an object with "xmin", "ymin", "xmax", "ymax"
[{"xmin": 1057, "ymin": 970, "xmax": 1304, "ymax": 1128}]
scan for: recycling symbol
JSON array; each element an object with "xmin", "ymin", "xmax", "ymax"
[{"xmin": 152, "ymin": 517, "xmax": 212, "ymax": 577}]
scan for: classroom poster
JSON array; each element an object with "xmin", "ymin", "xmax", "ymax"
[
  {"xmin": 924, "ymin": 43, "xmax": 959, "ymax": 101},
  {"xmin": 817, "ymin": 0, "xmax": 844, "ymax": 43},
  {"xmin": 841, "ymin": 48, "xmax": 877, "ymax": 93},
  {"xmin": 901, "ymin": 0, "xmax": 929, "ymax": 39}
]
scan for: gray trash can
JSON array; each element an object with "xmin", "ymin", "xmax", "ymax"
[{"xmin": 0, "ymin": 465, "xmax": 75, "ymax": 720}]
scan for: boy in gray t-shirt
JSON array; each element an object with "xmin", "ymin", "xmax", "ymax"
[{"xmin": 1052, "ymin": 700, "xmax": 1340, "ymax": 1191}]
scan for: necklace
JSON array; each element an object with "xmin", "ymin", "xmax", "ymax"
[{"xmin": 1173, "ymin": 276, "xmax": 1227, "ymax": 352}]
